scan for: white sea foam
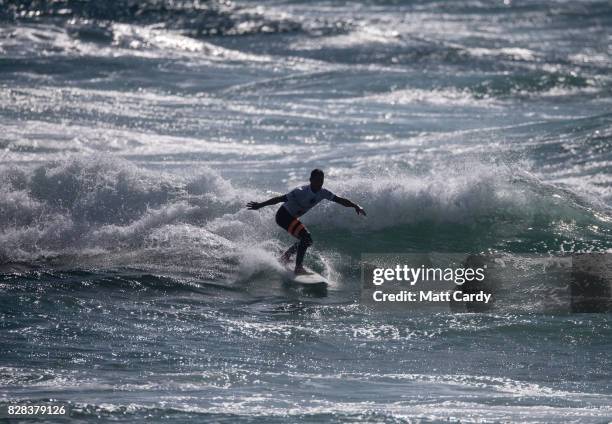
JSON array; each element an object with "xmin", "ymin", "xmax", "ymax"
[{"xmin": 0, "ymin": 157, "xmax": 606, "ymax": 262}]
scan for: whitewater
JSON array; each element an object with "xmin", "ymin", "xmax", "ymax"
[{"xmin": 1, "ymin": 0, "xmax": 611, "ymax": 422}]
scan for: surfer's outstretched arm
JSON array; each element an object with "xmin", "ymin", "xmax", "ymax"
[
  {"xmin": 246, "ymin": 195, "xmax": 288, "ymax": 210},
  {"xmin": 332, "ymin": 196, "xmax": 367, "ymax": 216}
]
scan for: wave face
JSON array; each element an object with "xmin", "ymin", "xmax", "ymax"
[{"xmin": 1, "ymin": 1, "xmax": 612, "ymax": 422}]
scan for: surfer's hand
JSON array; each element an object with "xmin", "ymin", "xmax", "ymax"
[
  {"xmin": 355, "ymin": 205, "xmax": 366, "ymax": 216},
  {"xmin": 246, "ymin": 201, "xmax": 261, "ymax": 210}
]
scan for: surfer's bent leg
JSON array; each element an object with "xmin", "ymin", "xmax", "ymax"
[
  {"xmin": 281, "ymin": 242, "xmax": 299, "ymax": 263},
  {"xmin": 275, "ymin": 206, "xmax": 299, "ymax": 261},
  {"xmin": 294, "ymin": 228, "xmax": 312, "ymax": 270},
  {"xmin": 275, "ymin": 206, "xmax": 312, "ymax": 268}
]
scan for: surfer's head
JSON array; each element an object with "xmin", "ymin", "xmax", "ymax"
[{"xmin": 309, "ymin": 168, "xmax": 324, "ymax": 192}]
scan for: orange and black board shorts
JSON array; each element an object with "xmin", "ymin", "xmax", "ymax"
[{"xmin": 276, "ymin": 206, "xmax": 307, "ymax": 238}]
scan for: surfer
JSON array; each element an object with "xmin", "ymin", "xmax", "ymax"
[{"xmin": 246, "ymin": 169, "xmax": 366, "ymax": 275}]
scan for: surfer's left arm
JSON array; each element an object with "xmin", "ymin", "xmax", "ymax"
[{"xmin": 331, "ymin": 196, "xmax": 367, "ymax": 216}]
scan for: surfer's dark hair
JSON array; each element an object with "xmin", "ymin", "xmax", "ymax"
[{"xmin": 310, "ymin": 169, "xmax": 324, "ymax": 179}]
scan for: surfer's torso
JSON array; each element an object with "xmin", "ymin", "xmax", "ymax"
[{"xmin": 282, "ymin": 184, "xmax": 335, "ymax": 217}]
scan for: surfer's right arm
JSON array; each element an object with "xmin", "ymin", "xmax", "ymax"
[{"xmin": 246, "ymin": 195, "xmax": 288, "ymax": 210}]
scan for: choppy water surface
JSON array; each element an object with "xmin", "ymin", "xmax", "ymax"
[{"xmin": 1, "ymin": 1, "xmax": 611, "ymax": 422}]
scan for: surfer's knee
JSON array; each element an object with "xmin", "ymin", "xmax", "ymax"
[{"xmin": 299, "ymin": 231, "xmax": 313, "ymax": 247}]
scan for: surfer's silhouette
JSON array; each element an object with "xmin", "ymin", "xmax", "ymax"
[{"xmin": 246, "ymin": 169, "xmax": 366, "ymax": 275}]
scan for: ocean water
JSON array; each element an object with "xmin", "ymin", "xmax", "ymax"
[{"xmin": 1, "ymin": 1, "xmax": 612, "ymax": 422}]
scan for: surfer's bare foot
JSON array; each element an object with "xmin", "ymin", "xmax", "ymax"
[{"xmin": 294, "ymin": 266, "xmax": 312, "ymax": 275}]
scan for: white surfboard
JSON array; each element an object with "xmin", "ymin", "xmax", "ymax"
[{"xmin": 284, "ymin": 265, "xmax": 328, "ymax": 286}]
